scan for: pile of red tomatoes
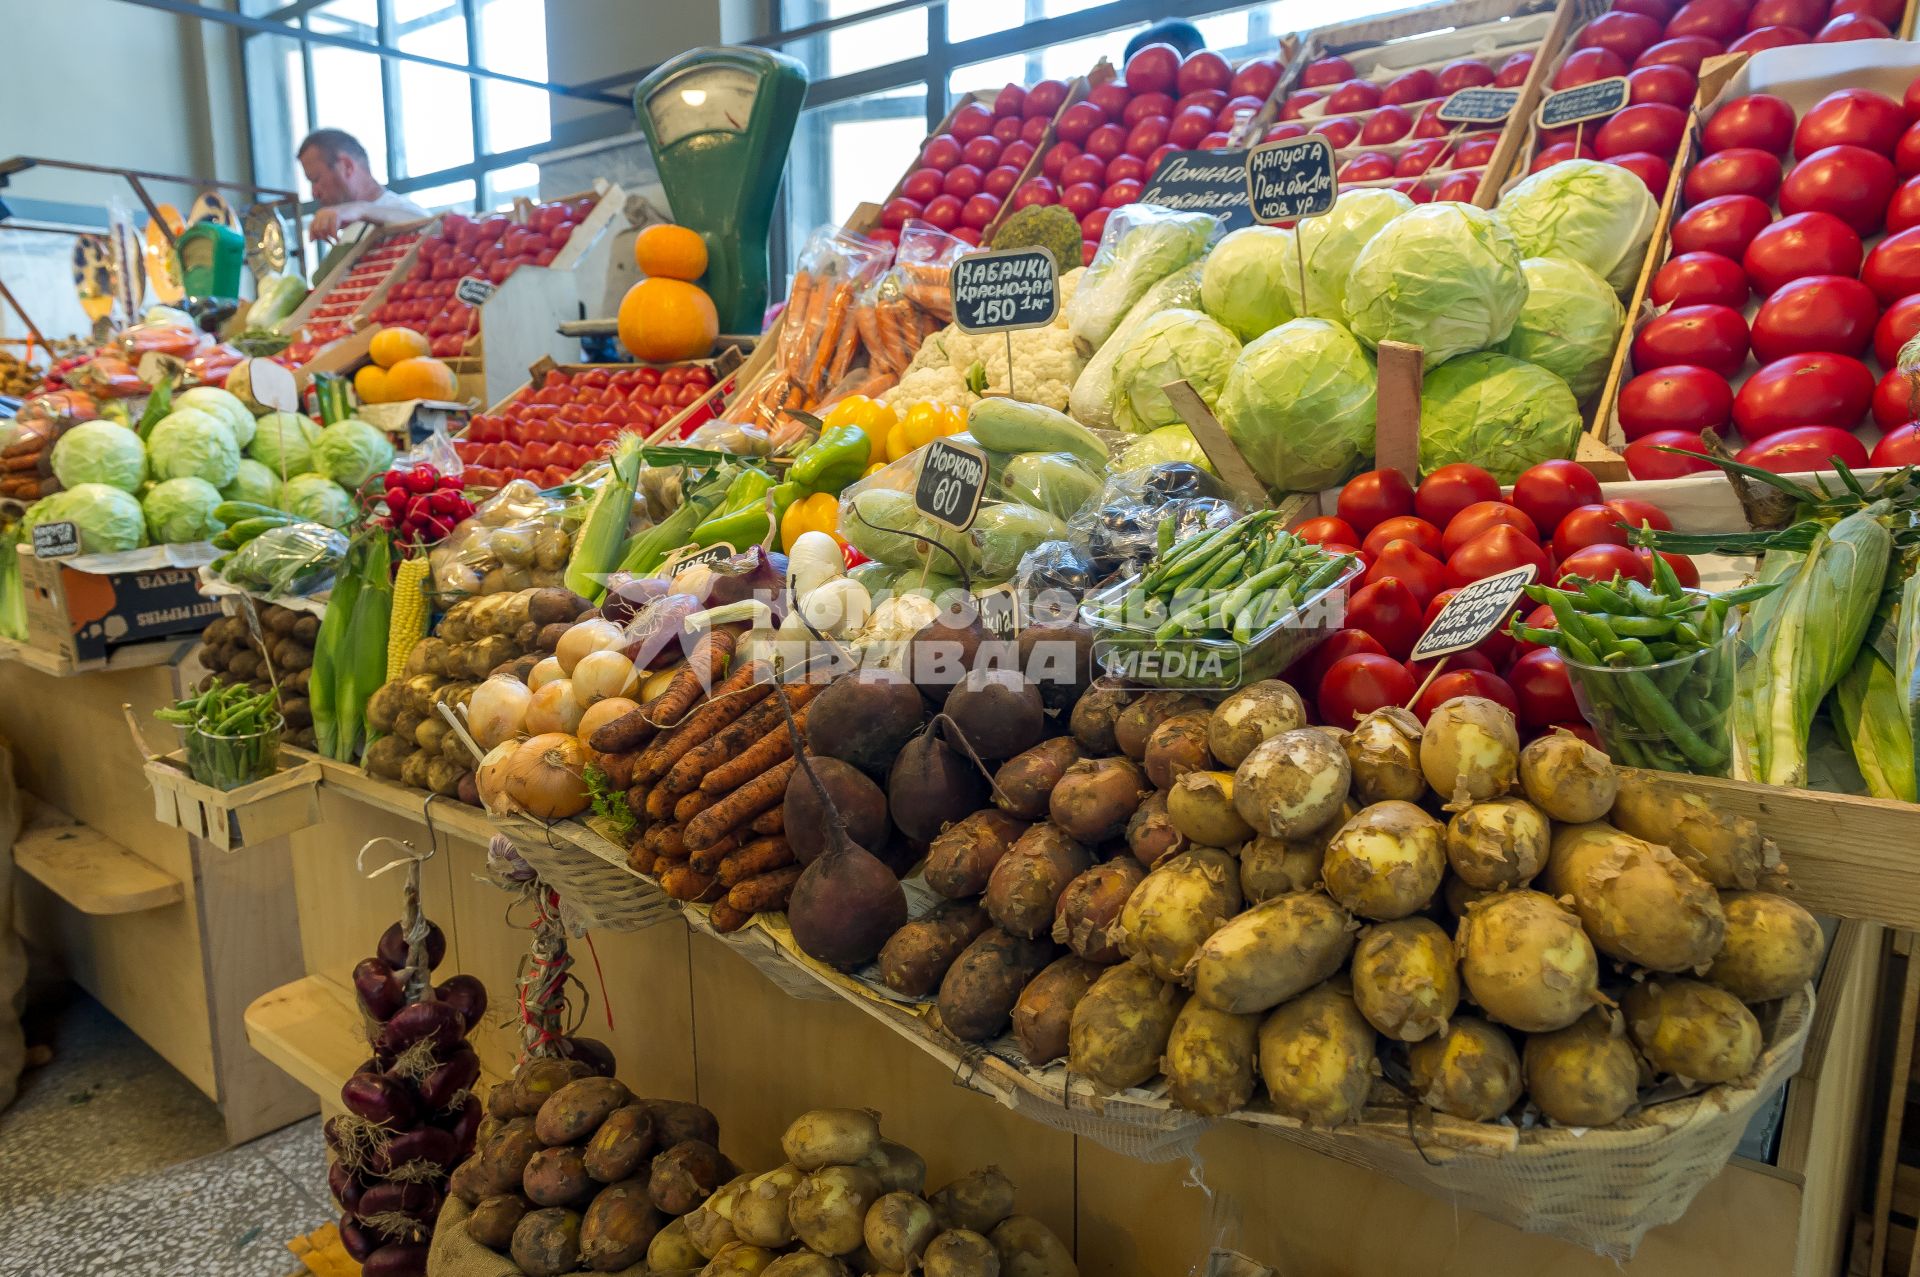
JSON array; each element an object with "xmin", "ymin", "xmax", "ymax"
[{"xmin": 453, "ymin": 363, "xmax": 722, "ymax": 489}]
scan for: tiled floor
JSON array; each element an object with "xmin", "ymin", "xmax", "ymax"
[{"xmin": 0, "ymin": 991, "xmax": 332, "ymax": 1277}]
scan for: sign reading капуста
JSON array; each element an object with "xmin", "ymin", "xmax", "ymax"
[
  {"xmin": 1537, "ymin": 77, "xmax": 1630, "ymax": 129},
  {"xmin": 914, "ymin": 438, "xmax": 989, "ymax": 532},
  {"xmin": 1246, "ymin": 135, "xmax": 1337, "ymax": 223},
  {"xmin": 950, "ymin": 248, "xmax": 1059, "ymax": 334},
  {"xmin": 1409, "ymin": 564, "xmax": 1538, "ymax": 662},
  {"xmin": 1438, "ymin": 87, "xmax": 1521, "ymax": 125},
  {"xmin": 1141, "ymin": 149, "xmax": 1253, "ymax": 230}
]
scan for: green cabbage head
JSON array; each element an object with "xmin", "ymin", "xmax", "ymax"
[
  {"xmin": 174, "ymin": 386, "xmax": 256, "ymax": 449},
  {"xmin": 279, "ymin": 473, "xmax": 356, "ymax": 528},
  {"xmin": 1216, "ymin": 318, "xmax": 1377, "ymax": 492},
  {"xmin": 1109, "ymin": 307, "xmax": 1242, "ymax": 433},
  {"xmin": 1497, "ymin": 159, "xmax": 1658, "ymax": 295},
  {"xmin": 22, "ymin": 483, "xmax": 148, "ymax": 553},
  {"xmin": 223, "ymin": 459, "xmax": 284, "ymax": 509},
  {"xmin": 1501, "ymin": 257, "xmax": 1624, "ymax": 402},
  {"xmin": 1200, "ymin": 226, "xmax": 1297, "ymax": 341},
  {"xmin": 1296, "ymin": 187, "xmax": 1414, "ymax": 321},
  {"xmin": 51, "ymin": 420, "xmax": 148, "ymax": 492},
  {"xmin": 147, "ymin": 408, "xmax": 240, "ymax": 487},
  {"xmin": 1419, "ymin": 352, "xmax": 1582, "ymax": 483},
  {"xmin": 142, "ymin": 477, "xmax": 227, "ymax": 544},
  {"xmin": 1343, "ymin": 202, "xmax": 1527, "ymax": 369},
  {"xmin": 1117, "ymin": 423, "xmax": 1215, "ymax": 473},
  {"xmin": 313, "ymin": 419, "xmax": 395, "ymax": 489},
  {"xmin": 249, "ymin": 411, "xmax": 321, "ymax": 475}
]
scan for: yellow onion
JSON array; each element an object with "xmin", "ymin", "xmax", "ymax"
[
  {"xmin": 555, "ymin": 618, "xmax": 624, "ymax": 674},
  {"xmin": 467, "ymin": 674, "xmax": 532, "ymax": 750},
  {"xmin": 504, "ymin": 732, "xmax": 591, "ymax": 819},
  {"xmin": 577, "ymin": 696, "xmax": 639, "ymax": 746},
  {"xmin": 526, "ymin": 679, "xmax": 584, "ymax": 735},
  {"xmin": 475, "ymin": 740, "xmax": 519, "ymax": 814}
]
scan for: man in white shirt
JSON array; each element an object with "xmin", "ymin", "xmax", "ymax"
[{"xmin": 297, "ymin": 128, "xmax": 429, "ymax": 278}]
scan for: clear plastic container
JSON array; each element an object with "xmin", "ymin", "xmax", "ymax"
[
  {"xmin": 1079, "ymin": 557, "xmax": 1363, "ymax": 690},
  {"xmin": 1564, "ymin": 619, "xmax": 1742, "ymax": 777},
  {"xmin": 184, "ymin": 714, "xmax": 285, "ymax": 791}
]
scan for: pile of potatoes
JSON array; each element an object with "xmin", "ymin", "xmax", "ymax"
[
  {"xmin": 196, "ymin": 607, "xmax": 319, "ymax": 750},
  {"xmin": 881, "ymin": 681, "xmax": 1826, "ymax": 1130},
  {"xmin": 364, "ymin": 585, "xmax": 595, "ymax": 797}
]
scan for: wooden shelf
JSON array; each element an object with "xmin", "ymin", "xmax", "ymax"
[
  {"xmin": 311, "ymin": 757, "xmax": 494, "ymax": 845},
  {"xmin": 243, "ymin": 974, "xmax": 370, "ymax": 1101},
  {"xmin": 15, "ymin": 799, "xmax": 184, "ymax": 915}
]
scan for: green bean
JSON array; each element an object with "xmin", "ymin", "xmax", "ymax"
[{"xmin": 1596, "ymin": 613, "xmax": 1675, "ymax": 638}]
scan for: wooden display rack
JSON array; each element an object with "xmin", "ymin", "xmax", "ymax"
[
  {"xmin": 16, "ymin": 796, "xmax": 182, "ymax": 915},
  {"xmin": 140, "ymin": 750, "xmax": 323, "ymax": 854}
]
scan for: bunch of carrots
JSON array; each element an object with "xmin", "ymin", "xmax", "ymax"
[{"xmin": 587, "ymin": 629, "xmax": 820, "ymax": 932}]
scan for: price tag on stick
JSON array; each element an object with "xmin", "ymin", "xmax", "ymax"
[
  {"xmin": 455, "ymin": 274, "xmax": 498, "ymax": 307},
  {"xmin": 1537, "ymin": 77, "xmax": 1630, "ymax": 130},
  {"xmin": 1438, "ymin": 87, "xmax": 1521, "ymax": 126},
  {"xmin": 1140, "ymin": 148, "xmax": 1256, "ymax": 230},
  {"xmin": 950, "ymin": 248, "xmax": 1058, "ymax": 334},
  {"xmin": 914, "ymin": 438, "xmax": 989, "ymax": 532},
  {"xmin": 30, "ymin": 521, "xmax": 79, "ymax": 560},
  {"xmin": 1410, "ymin": 564, "xmax": 1538, "ymax": 664},
  {"xmin": 1246, "ymin": 136, "xmax": 1337, "ymax": 223},
  {"xmin": 660, "ymin": 542, "xmax": 739, "ymax": 574}
]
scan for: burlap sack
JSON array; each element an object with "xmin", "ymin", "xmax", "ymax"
[
  {"xmin": 428, "ymin": 1199, "xmax": 661, "ymax": 1277},
  {"xmin": 0, "ymin": 734, "xmax": 27, "ymax": 1113}
]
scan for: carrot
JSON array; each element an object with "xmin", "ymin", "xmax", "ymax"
[
  {"xmin": 826, "ymin": 311, "xmax": 859, "ymax": 387},
  {"xmin": 750, "ymin": 806, "xmax": 785, "ymax": 836},
  {"xmin": 683, "ymin": 756, "xmax": 798, "ymax": 851},
  {"xmin": 644, "ymin": 781, "xmax": 676, "ymax": 821},
  {"xmin": 778, "ymin": 271, "xmax": 815, "ymax": 374},
  {"xmin": 660, "ymin": 865, "xmax": 721, "ymax": 902},
  {"xmin": 626, "ymin": 845, "xmax": 658, "ymax": 877},
  {"xmin": 673, "ymin": 787, "xmax": 715, "ymax": 825},
  {"xmin": 708, "ymin": 901, "xmax": 753, "ymax": 933},
  {"xmin": 717, "ymin": 835, "xmax": 794, "ymax": 888},
  {"xmin": 652, "ymin": 825, "xmax": 687, "ymax": 863},
  {"xmin": 688, "ymin": 831, "xmax": 743, "ymax": 875},
  {"xmin": 700, "ymin": 703, "xmax": 807, "ymax": 794},
  {"xmin": 598, "ymin": 750, "xmax": 640, "ymax": 789},
  {"xmin": 634, "ymin": 659, "xmax": 772, "ymax": 783},
  {"xmin": 661, "ymin": 678, "xmax": 824, "ymax": 796},
  {"xmin": 726, "ymin": 864, "xmax": 803, "ymax": 914},
  {"xmin": 804, "ymin": 285, "xmax": 854, "ymax": 397},
  {"xmin": 614, "ymin": 628, "xmax": 732, "ymax": 750},
  {"xmin": 853, "ymin": 303, "xmax": 886, "ymax": 371}
]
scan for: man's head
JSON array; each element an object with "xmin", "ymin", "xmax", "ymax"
[
  {"xmin": 1125, "ymin": 19, "xmax": 1205, "ymax": 61},
  {"xmin": 297, "ymin": 128, "xmax": 381, "ymax": 206}
]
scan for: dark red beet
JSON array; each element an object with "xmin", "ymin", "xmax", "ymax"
[
  {"xmin": 784, "ymin": 757, "xmax": 890, "ymax": 865},
  {"xmin": 361, "ymin": 1242, "xmax": 430, "ymax": 1277},
  {"xmin": 377, "ymin": 919, "xmax": 447, "ymax": 973},
  {"xmin": 888, "ymin": 727, "xmax": 988, "ymax": 844},
  {"xmin": 381, "ymin": 1000, "xmax": 465, "ymax": 1054},
  {"xmin": 415, "ymin": 1044, "xmax": 480, "ymax": 1111},
  {"xmin": 433, "ymin": 974, "xmax": 488, "ymax": 1030},
  {"xmin": 944, "ymin": 669, "xmax": 1047, "ymax": 760},
  {"xmin": 805, "ymin": 667, "xmax": 928, "ymax": 777},
  {"xmin": 563, "ymin": 1036, "xmax": 618, "ymax": 1077},
  {"xmin": 371, "ymin": 1124, "xmax": 460, "ymax": 1175},
  {"xmin": 339, "ymin": 1215, "xmax": 377, "ymax": 1262},
  {"xmin": 341, "ymin": 1072, "xmax": 418, "ymax": 1127},
  {"xmin": 354, "ymin": 957, "xmax": 406, "ymax": 1022}
]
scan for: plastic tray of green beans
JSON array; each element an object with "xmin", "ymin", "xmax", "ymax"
[
  {"xmin": 1511, "ymin": 553, "xmax": 1777, "ymax": 776},
  {"xmin": 157, "ymin": 681, "xmax": 286, "ymax": 791},
  {"xmin": 1080, "ymin": 510, "xmax": 1362, "ymax": 690}
]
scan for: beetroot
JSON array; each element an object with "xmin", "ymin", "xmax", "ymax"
[
  {"xmin": 785, "ymin": 756, "xmax": 890, "ymax": 864},
  {"xmin": 339, "ymin": 1215, "xmax": 378, "ymax": 1262},
  {"xmin": 888, "ymin": 724, "xmax": 987, "ymax": 844},
  {"xmin": 416, "ymin": 1044, "xmax": 480, "ymax": 1111},
  {"xmin": 342, "ymin": 1072, "xmax": 418, "ymax": 1127},
  {"xmin": 354, "ymin": 958, "xmax": 406, "ymax": 1022},
  {"xmin": 562, "ymin": 1036, "xmax": 617, "ymax": 1077},
  {"xmin": 944, "ymin": 669, "xmax": 1046, "ymax": 760},
  {"xmin": 910, "ymin": 611, "xmax": 987, "ymax": 703},
  {"xmin": 1018, "ymin": 621, "xmax": 1096, "ymax": 712},
  {"xmin": 806, "ymin": 667, "xmax": 927, "ymax": 776},
  {"xmin": 377, "ymin": 919, "xmax": 447, "ymax": 973},
  {"xmin": 381, "ymin": 999, "xmax": 465, "ymax": 1054},
  {"xmin": 371, "ymin": 1125, "xmax": 461, "ymax": 1176},
  {"xmin": 361, "ymin": 1242, "xmax": 430, "ymax": 1277},
  {"xmin": 434, "ymin": 974, "xmax": 488, "ymax": 1030}
]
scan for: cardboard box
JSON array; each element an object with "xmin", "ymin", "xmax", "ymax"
[{"xmin": 19, "ymin": 543, "xmax": 224, "ymax": 667}]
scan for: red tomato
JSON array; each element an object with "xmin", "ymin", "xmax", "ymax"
[
  {"xmin": 1637, "ymin": 547, "xmax": 1700, "ymax": 588},
  {"xmin": 1889, "ymin": 177, "xmax": 1920, "ymax": 235},
  {"xmin": 1651, "ymin": 252, "xmax": 1751, "ymax": 308},
  {"xmin": 1437, "ymin": 59, "xmax": 1494, "ymax": 94},
  {"xmin": 1733, "ymin": 352, "xmax": 1875, "ymax": 437},
  {"xmin": 1319, "ymin": 654, "xmax": 1419, "ymax": 728},
  {"xmin": 1336, "ymin": 469, "xmax": 1417, "ymax": 534},
  {"xmin": 1326, "ymin": 78, "xmax": 1384, "ymax": 113},
  {"xmin": 1496, "ymin": 51, "xmax": 1537, "ymax": 86},
  {"xmin": 1670, "ymin": 194, "xmax": 1773, "ymax": 259},
  {"xmin": 1628, "ymin": 64, "xmax": 1697, "ymax": 108},
  {"xmin": 1435, "ymin": 172, "xmax": 1481, "ymax": 202},
  {"xmin": 1617, "ymin": 365, "xmax": 1734, "ymax": 438},
  {"xmin": 1669, "ymin": 0, "xmax": 1746, "ymax": 39},
  {"xmin": 1897, "ymin": 122, "xmax": 1920, "ymax": 178},
  {"xmin": 1383, "ymin": 68, "xmax": 1438, "ymax": 104},
  {"xmin": 1838, "ymin": 0, "xmax": 1904, "ymax": 23},
  {"xmin": 1363, "ymin": 539, "xmax": 1450, "ymax": 606},
  {"xmin": 1443, "ymin": 501, "xmax": 1539, "ymax": 556},
  {"xmin": 1555, "ymin": 46, "xmax": 1630, "ymax": 88},
  {"xmin": 1749, "ymin": 275, "xmax": 1880, "ymax": 360},
  {"xmin": 1876, "ymin": 295, "xmax": 1920, "ymax": 367},
  {"xmin": 1447, "ymin": 525, "xmax": 1551, "ymax": 588},
  {"xmin": 1415, "ymin": 669, "xmax": 1518, "ymax": 722},
  {"xmin": 1781, "ymin": 145, "xmax": 1899, "ymax": 234},
  {"xmin": 1875, "ymin": 368, "xmax": 1920, "ymax": 429},
  {"xmin": 1634, "ymin": 35, "xmax": 1724, "ymax": 74},
  {"xmin": 1362, "ymin": 515, "xmax": 1444, "ymax": 559},
  {"xmin": 1345, "ymin": 579, "xmax": 1427, "ymax": 660},
  {"xmin": 1737, "ymin": 425, "xmax": 1872, "ymax": 473},
  {"xmin": 1607, "ymin": 497, "xmax": 1671, "ymax": 532},
  {"xmin": 1508, "ymin": 648, "xmax": 1581, "ymax": 728},
  {"xmin": 1340, "ymin": 152, "xmax": 1397, "ymax": 183},
  {"xmin": 1817, "ymin": 12, "xmax": 1894, "ymax": 38},
  {"xmin": 1511, "ymin": 602, "xmax": 1562, "ymax": 659},
  {"xmin": 1794, "ymin": 89, "xmax": 1907, "ymax": 159},
  {"xmin": 1611, "ymin": 151, "xmax": 1674, "ymax": 194},
  {"xmin": 1581, "ymin": 9, "xmax": 1665, "ymax": 58},
  {"xmin": 1872, "ymin": 422, "xmax": 1920, "ymax": 465},
  {"xmin": 1683, "ymin": 147, "xmax": 1783, "ymax": 203},
  {"xmin": 1625, "ymin": 429, "xmax": 1715, "ymax": 479},
  {"xmin": 1295, "ymin": 516, "xmax": 1359, "ymax": 546},
  {"xmin": 1552, "ymin": 504, "xmax": 1632, "ymax": 559},
  {"xmin": 1559, "ymin": 542, "xmax": 1652, "ymax": 586},
  {"xmin": 1742, "ymin": 211, "xmax": 1864, "ymax": 295},
  {"xmin": 1730, "ymin": 24, "xmax": 1811, "ymax": 52},
  {"xmin": 1865, "ymin": 227, "xmax": 1920, "ymax": 305},
  {"xmin": 1295, "ymin": 629, "xmax": 1390, "ymax": 690},
  {"xmin": 1598, "ymin": 103, "xmax": 1688, "ymax": 158},
  {"xmin": 1510, "ymin": 460, "xmax": 1605, "ymax": 539},
  {"xmin": 1407, "ymin": 650, "xmax": 1497, "ymax": 685},
  {"xmin": 1415, "ymin": 462, "xmax": 1501, "ymax": 527},
  {"xmin": 1631, "ymin": 303, "xmax": 1750, "ymax": 376},
  {"xmin": 1747, "ymin": 0, "xmax": 1826, "ymax": 29}
]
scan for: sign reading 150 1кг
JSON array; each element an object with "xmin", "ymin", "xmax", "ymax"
[{"xmin": 950, "ymin": 248, "xmax": 1059, "ymax": 334}]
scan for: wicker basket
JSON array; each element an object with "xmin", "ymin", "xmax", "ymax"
[{"xmin": 492, "ymin": 816, "xmax": 677, "ymax": 933}]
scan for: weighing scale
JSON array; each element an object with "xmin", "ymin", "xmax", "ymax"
[
  {"xmin": 175, "ymin": 221, "xmax": 245, "ymax": 301},
  {"xmin": 634, "ymin": 46, "xmax": 808, "ymax": 334}
]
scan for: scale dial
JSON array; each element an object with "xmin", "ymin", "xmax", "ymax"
[{"xmin": 644, "ymin": 64, "xmax": 762, "ymax": 148}]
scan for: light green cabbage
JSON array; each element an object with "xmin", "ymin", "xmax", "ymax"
[
  {"xmin": 279, "ymin": 473, "xmax": 355, "ymax": 529},
  {"xmin": 313, "ymin": 419, "xmax": 395, "ymax": 489},
  {"xmin": 1419, "ymin": 352, "xmax": 1583, "ymax": 483},
  {"xmin": 1501, "ymin": 257, "xmax": 1625, "ymax": 402},
  {"xmin": 50, "ymin": 421, "xmax": 148, "ymax": 492},
  {"xmin": 1066, "ymin": 204, "xmax": 1215, "ymax": 349},
  {"xmin": 249, "ymin": 411, "xmax": 321, "ymax": 476},
  {"xmin": 223, "ymin": 459, "xmax": 284, "ymax": 509},
  {"xmin": 22, "ymin": 483, "xmax": 147, "ymax": 553},
  {"xmin": 1497, "ymin": 159, "xmax": 1659, "ymax": 295},
  {"xmin": 1296, "ymin": 187, "xmax": 1415, "ymax": 321},
  {"xmin": 1200, "ymin": 226, "xmax": 1297, "ymax": 341},
  {"xmin": 147, "ymin": 408, "xmax": 240, "ymax": 488},
  {"xmin": 142, "ymin": 477, "xmax": 226, "ymax": 544},
  {"xmin": 1109, "ymin": 307, "xmax": 1242, "ymax": 434},
  {"xmin": 1069, "ymin": 262, "xmax": 1204, "ymax": 429},
  {"xmin": 1117, "ymin": 424, "xmax": 1215, "ymax": 474},
  {"xmin": 1216, "ymin": 318, "xmax": 1377, "ymax": 492},
  {"xmin": 174, "ymin": 386, "xmax": 256, "ymax": 450},
  {"xmin": 1343, "ymin": 202, "xmax": 1528, "ymax": 370}
]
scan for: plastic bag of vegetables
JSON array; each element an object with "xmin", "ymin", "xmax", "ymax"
[
  {"xmin": 1066, "ymin": 203, "xmax": 1216, "ymax": 350},
  {"xmin": 1070, "ymin": 261, "xmax": 1204, "ymax": 429},
  {"xmin": 216, "ymin": 521, "xmax": 349, "ymax": 596},
  {"xmin": 1067, "ymin": 463, "xmax": 1239, "ymax": 576},
  {"xmin": 996, "ymin": 450, "xmax": 1104, "ymax": 520},
  {"xmin": 972, "ymin": 503, "xmax": 1068, "ymax": 581}
]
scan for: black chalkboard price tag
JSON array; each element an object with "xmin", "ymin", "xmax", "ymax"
[
  {"xmin": 914, "ymin": 438, "xmax": 989, "ymax": 532},
  {"xmin": 1537, "ymin": 77, "xmax": 1630, "ymax": 129},
  {"xmin": 1409, "ymin": 564, "xmax": 1537, "ymax": 662},
  {"xmin": 30, "ymin": 521, "xmax": 79, "ymax": 560},
  {"xmin": 1140, "ymin": 148, "xmax": 1253, "ymax": 230},
  {"xmin": 1246, "ymin": 136, "xmax": 1338, "ymax": 224},
  {"xmin": 950, "ymin": 248, "xmax": 1059, "ymax": 334},
  {"xmin": 455, "ymin": 274, "xmax": 498, "ymax": 307},
  {"xmin": 1438, "ymin": 87, "xmax": 1522, "ymax": 125}
]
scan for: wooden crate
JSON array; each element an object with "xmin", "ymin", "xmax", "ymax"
[
  {"xmin": 18, "ymin": 545, "xmax": 223, "ymax": 669},
  {"xmin": 142, "ymin": 750, "xmax": 324, "ymax": 853},
  {"xmin": 278, "ymin": 218, "xmax": 430, "ymax": 338}
]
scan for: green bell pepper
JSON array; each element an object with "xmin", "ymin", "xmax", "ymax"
[
  {"xmin": 788, "ymin": 424, "xmax": 872, "ymax": 495},
  {"xmin": 689, "ymin": 472, "xmax": 795, "ymax": 551}
]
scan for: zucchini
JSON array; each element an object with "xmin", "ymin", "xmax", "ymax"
[
  {"xmin": 214, "ymin": 500, "xmax": 284, "ymax": 525},
  {"xmin": 966, "ymin": 398, "xmax": 1109, "ymax": 468}
]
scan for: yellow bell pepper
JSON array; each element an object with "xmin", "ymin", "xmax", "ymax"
[
  {"xmin": 780, "ymin": 490, "xmax": 842, "ymax": 553},
  {"xmin": 821, "ymin": 394, "xmax": 897, "ymax": 453},
  {"xmin": 882, "ymin": 401, "xmax": 967, "ymax": 463}
]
